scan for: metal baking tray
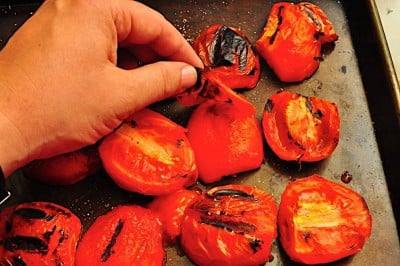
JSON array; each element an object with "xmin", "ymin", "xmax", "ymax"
[{"xmin": 1, "ymin": 0, "xmax": 399, "ymax": 265}]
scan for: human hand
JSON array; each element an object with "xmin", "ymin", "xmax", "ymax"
[{"xmin": 0, "ymin": 0, "xmax": 202, "ymax": 176}]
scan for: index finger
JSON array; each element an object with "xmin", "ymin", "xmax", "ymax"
[{"xmin": 111, "ymin": 0, "xmax": 203, "ymax": 67}]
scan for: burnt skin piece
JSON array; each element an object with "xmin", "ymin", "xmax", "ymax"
[
  {"xmin": 0, "ymin": 202, "xmax": 82, "ymax": 265},
  {"xmin": 180, "ymin": 184, "xmax": 277, "ymax": 265},
  {"xmin": 193, "ymin": 24, "xmax": 260, "ymax": 90},
  {"xmin": 256, "ymin": 2, "xmax": 338, "ymax": 82}
]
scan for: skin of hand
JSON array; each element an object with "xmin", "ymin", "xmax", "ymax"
[{"xmin": 0, "ymin": 0, "xmax": 203, "ymax": 177}]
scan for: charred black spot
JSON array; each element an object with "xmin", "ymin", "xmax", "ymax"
[
  {"xmin": 313, "ymin": 109, "xmax": 323, "ymax": 118},
  {"xmin": 10, "ymin": 256, "xmax": 27, "ymax": 266},
  {"xmin": 264, "ymin": 99, "xmax": 274, "ymax": 112},
  {"xmin": 129, "ymin": 120, "xmax": 137, "ymax": 128},
  {"xmin": 58, "ymin": 229, "xmax": 66, "ymax": 247},
  {"xmin": 200, "ymin": 216, "xmax": 257, "ymax": 234},
  {"xmin": 43, "ymin": 225, "xmax": 56, "ymax": 242},
  {"xmin": 176, "ymin": 139, "xmax": 184, "ymax": 148},
  {"xmin": 249, "ymin": 238, "xmax": 263, "ymax": 253},
  {"xmin": 101, "ymin": 219, "xmax": 124, "ymax": 262},
  {"xmin": 44, "ymin": 204, "xmax": 71, "ymax": 218},
  {"xmin": 225, "ymin": 98, "xmax": 233, "ymax": 104},
  {"xmin": 314, "ymin": 31, "xmax": 325, "ymax": 40},
  {"xmin": 200, "ymin": 79, "xmax": 221, "ymax": 99},
  {"xmin": 207, "ymin": 189, "xmax": 254, "ymax": 200},
  {"xmin": 305, "ymin": 98, "xmax": 313, "ymax": 113},
  {"xmin": 302, "ymin": 231, "xmax": 311, "ymax": 241},
  {"xmin": 211, "ymin": 26, "xmax": 248, "ymax": 71},
  {"xmin": 14, "ymin": 208, "xmax": 55, "ymax": 221},
  {"xmin": 269, "ymin": 5, "xmax": 285, "ymax": 45},
  {"xmin": 4, "ymin": 236, "xmax": 48, "ymax": 255}
]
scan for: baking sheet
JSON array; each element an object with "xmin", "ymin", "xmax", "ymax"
[{"xmin": 1, "ymin": 0, "xmax": 399, "ymax": 265}]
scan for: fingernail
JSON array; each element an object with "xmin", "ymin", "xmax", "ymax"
[{"xmin": 181, "ymin": 65, "xmax": 198, "ymax": 90}]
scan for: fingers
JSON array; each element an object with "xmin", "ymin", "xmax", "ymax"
[
  {"xmin": 104, "ymin": 61, "xmax": 198, "ymax": 118},
  {"xmin": 111, "ymin": 0, "xmax": 203, "ymax": 68}
]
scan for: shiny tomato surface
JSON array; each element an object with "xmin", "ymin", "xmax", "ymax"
[
  {"xmin": 278, "ymin": 175, "xmax": 372, "ymax": 264},
  {"xmin": 262, "ymin": 90, "xmax": 339, "ymax": 162},
  {"xmin": 187, "ymin": 92, "xmax": 264, "ymax": 183},
  {"xmin": 99, "ymin": 108, "xmax": 198, "ymax": 196},
  {"xmin": 0, "ymin": 202, "xmax": 82, "ymax": 265},
  {"xmin": 22, "ymin": 145, "xmax": 101, "ymax": 185},
  {"xmin": 256, "ymin": 2, "xmax": 338, "ymax": 82},
  {"xmin": 147, "ymin": 188, "xmax": 202, "ymax": 243},
  {"xmin": 193, "ymin": 24, "xmax": 260, "ymax": 89},
  {"xmin": 76, "ymin": 205, "xmax": 164, "ymax": 266},
  {"xmin": 181, "ymin": 184, "xmax": 277, "ymax": 266}
]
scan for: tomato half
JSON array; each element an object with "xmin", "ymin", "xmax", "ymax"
[
  {"xmin": 0, "ymin": 202, "xmax": 82, "ymax": 265},
  {"xmin": 187, "ymin": 92, "xmax": 264, "ymax": 183},
  {"xmin": 262, "ymin": 90, "xmax": 340, "ymax": 162},
  {"xmin": 22, "ymin": 145, "xmax": 101, "ymax": 185},
  {"xmin": 147, "ymin": 188, "xmax": 202, "ymax": 243},
  {"xmin": 278, "ymin": 175, "xmax": 372, "ymax": 264},
  {"xmin": 76, "ymin": 205, "xmax": 164, "ymax": 266},
  {"xmin": 180, "ymin": 184, "xmax": 277, "ymax": 265},
  {"xmin": 256, "ymin": 2, "xmax": 338, "ymax": 82},
  {"xmin": 99, "ymin": 108, "xmax": 198, "ymax": 196},
  {"xmin": 193, "ymin": 24, "xmax": 260, "ymax": 89}
]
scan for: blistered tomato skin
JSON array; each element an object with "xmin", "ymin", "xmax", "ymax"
[
  {"xmin": 193, "ymin": 24, "xmax": 260, "ymax": 89},
  {"xmin": 76, "ymin": 205, "xmax": 164, "ymax": 266},
  {"xmin": 147, "ymin": 188, "xmax": 202, "ymax": 243},
  {"xmin": 256, "ymin": 2, "xmax": 338, "ymax": 82},
  {"xmin": 180, "ymin": 184, "xmax": 277, "ymax": 266},
  {"xmin": 278, "ymin": 175, "xmax": 372, "ymax": 264},
  {"xmin": 262, "ymin": 90, "xmax": 340, "ymax": 162},
  {"xmin": 187, "ymin": 92, "xmax": 264, "ymax": 184},
  {"xmin": 99, "ymin": 108, "xmax": 198, "ymax": 196},
  {"xmin": 0, "ymin": 202, "xmax": 82, "ymax": 265}
]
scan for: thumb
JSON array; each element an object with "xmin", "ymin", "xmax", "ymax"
[{"xmin": 104, "ymin": 61, "xmax": 198, "ymax": 116}]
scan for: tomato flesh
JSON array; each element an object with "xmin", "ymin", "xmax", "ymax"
[
  {"xmin": 278, "ymin": 175, "xmax": 372, "ymax": 264},
  {"xmin": 262, "ymin": 90, "xmax": 340, "ymax": 162},
  {"xmin": 76, "ymin": 205, "xmax": 164, "ymax": 266},
  {"xmin": 187, "ymin": 92, "xmax": 264, "ymax": 183},
  {"xmin": 181, "ymin": 184, "xmax": 277, "ymax": 265},
  {"xmin": 99, "ymin": 108, "xmax": 198, "ymax": 195},
  {"xmin": 0, "ymin": 202, "xmax": 82, "ymax": 265},
  {"xmin": 256, "ymin": 2, "xmax": 338, "ymax": 82}
]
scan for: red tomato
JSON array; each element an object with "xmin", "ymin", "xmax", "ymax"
[
  {"xmin": 262, "ymin": 90, "xmax": 340, "ymax": 162},
  {"xmin": 193, "ymin": 24, "xmax": 260, "ymax": 89},
  {"xmin": 187, "ymin": 91, "xmax": 264, "ymax": 183},
  {"xmin": 76, "ymin": 205, "xmax": 164, "ymax": 266},
  {"xmin": 256, "ymin": 2, "xmax": 338, "ymax": 82},
  {"xmin": 99, "ymin": 108, "xmax": 198, "ymax": 196},
  {"xmin": 180, "ymin": 184, "xmax": 277, "ymax": 265},
  {"xmin": 278, "ymin": 175, "xmax": 372, "ymax": 264},
  {"xmin": 0, "ymin": 202, "xmax": 82, "ymax": 265},
  {"xmin": 147, "ymin": 188, "xmax": 202, "ymax": 243},
  {"xmin": 22, "ymin": 145, "xmax": 101, "ymax": 185}
]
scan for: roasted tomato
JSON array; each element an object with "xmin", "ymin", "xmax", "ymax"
[
  {"xmin": 187, "ymin": 91, "xmax": 264, "ymax": 183},
  {"xmin": 147, "ymin": 188, "xmax": 202, "ymax": 243},
  {"xmin": 76, "ymin": 205, "xmax": 164, "ymax": 266},
  {"xmin": 256, "ymin": 2, "xmax": 338, "ymax": 82},
  {"xmin": 22, "ymin": 145, "xmax": 101, "ymax": 185},
  {"xmin": 193, "ymin": 24, "xmax": 260, "ymax": 89},
  {"xmin": 278, "ymin": 175, "xmax": 372, "ymax": 264},
  {"xmin": 180, "ymin": 184, "xmax": 277, "ymax": 265},
  {"xmin": 262, "ymin": 90, "xmax": 339, "ymax": 162},
  {"xmin": 0, "ymin": 201, "xmax": 82, "ymax": 265},
  {"xmin": 99, "ymin": 108, "xmax": 198, "ymax": 196}
]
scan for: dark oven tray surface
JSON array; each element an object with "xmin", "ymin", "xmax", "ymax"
[{"xmin": 1, "ymin": 0, "xmax": 400, "ymax": 265}]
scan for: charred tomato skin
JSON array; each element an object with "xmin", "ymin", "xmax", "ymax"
[
  {"xmin": 256, "ymin": 2, "xmax": 338, "ymax": 82},
  {"xmin": 76, "ymin": 205, "xmax": 164, "ymax": 266},
  {"xmin": 22, "ymin": 145, "xmax": 101, "ymax": 185},
  {"xmin": 278, "ymin": 175, "xmax": 372, "ymax": 264},
  {"xmin": 193, "ymin": 24, "xmax": 260, "ymax": 89},
  {"xmin": 180, "ymin": 184, "xmax": 277, "ymax": 266},
  {"xmin": 187, "ymin": 93, "xmax": 264, "ymax": 183},
  {"xmin": 147, "ymin": 188, "xmax": 202, "ymax": 243},
  {"xmin": 0, "ymin": 201, "xmax": 82, "ymax": 265},
  {"xmin": 262, "ymin": 90, "xmax": 340, "ymax": 162},
  {"xmin": 99, "ymin": 108, "xmax": 198, "ymax": 196}
]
